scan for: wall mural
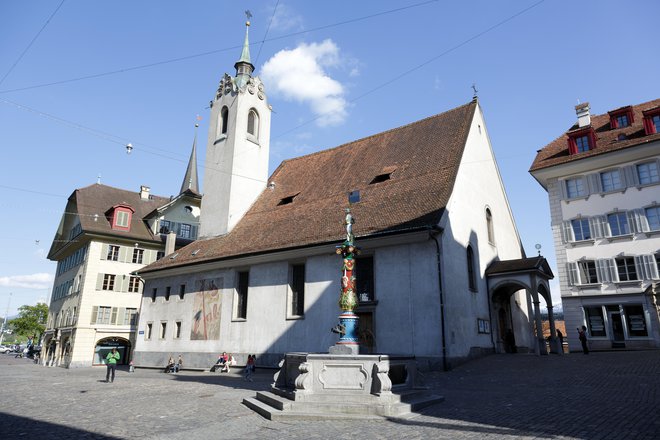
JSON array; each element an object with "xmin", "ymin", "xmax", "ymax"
[{"xmin": 190, "ymin": 278, "xmax": 223, "ymax": 340}]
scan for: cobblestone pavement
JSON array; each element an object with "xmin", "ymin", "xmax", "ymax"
[{"xmin": 1, "ymin": 350, "xmax": 659, "ymax": 439}]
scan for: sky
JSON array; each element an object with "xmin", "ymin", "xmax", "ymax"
[{"xmin": 1, "ymin": 0, "xmax": 659, "ymax": 317}]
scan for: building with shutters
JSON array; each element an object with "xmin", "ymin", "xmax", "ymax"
[
  {"xmin": 530, "ymin": 98, "xmax": 660, "ymax": 352},
  {"xmin": 42, "ymin": 136, "xmax": 201, "ymax": 368}
]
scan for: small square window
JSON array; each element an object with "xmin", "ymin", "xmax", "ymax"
[
  {"xmin": 607, "ymin": 212, "xmax": 630, "ymax": 236},
  {"xmin": 102, "ymin": 274, "xmax": 115, "ymax": 291},
  {"xmin": 160, "ymin": 322, "xmax": 167, "ymax": 339},
  {"xmin": 179, "ymin": 284, "xmax": 185, "ymax": 300},
  {"xmin": 615, "ymin": 114, "xmax": 629, "ymax": 128},
  {"xmin": 174, "ymin": 321, "xmax": 182, "ymax": 339},
  {"xmin": 575, "ymin": 135, "xmax": 590, "ymax": 152},
  {"xmin": 107, "ymin": 245, "xmax": 120, "ymax": 261},
  {"xmin": 151, "ymin": 288, "xmax": 157, "ymax": 303},
  {"xmin": 637, "ymin": 162, "xmax": 659, "ymax": 185},
  {"xmin": 165, "ymin": 286, "xmax": 171, "ymax": 301},
  {"xmin": 571, "ymin": 218, "xmax": 591, "ymax": 241},
  {"xmin": 616, "ymin": 257, "xmax": 638, "ymax": 281},
  {"xmin": 146, "ymin": 322, "xmax": 153, "ymax": 339},
  {"xmin": 600, "ymin": 170, "xmax": 623, "ymax": 192},
  {"xmin": 132, "ymin": 248, "xmax": 144, "ymax": 264},
  {"xmin": 128, "ymin": 276, "xmax": 140, "ymax": 293},
  {"xmin": 645, "ymin": 207, "xmax": 660, "ymax": 231},
  {"xmin": 566, "ymin": 178, "xmax": 586, "ymax": 198}
]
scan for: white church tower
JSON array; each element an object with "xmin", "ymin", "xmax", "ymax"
[{"xmin": 200, "ymin": 19, "xmax": 271, "ymax": 238}]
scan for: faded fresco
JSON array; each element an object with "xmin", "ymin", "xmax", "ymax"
[{"xmin": 190, "ymin": 278, "xmax": 222, "ymax": 340}]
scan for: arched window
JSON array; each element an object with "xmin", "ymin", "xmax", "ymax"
[
  {"xmin": 486, "ymin": 208, "xmax": 495, "ymax": 244},
  {"xmin": 247, "ymin": 109, "xmax": 259, "ymax": 138},
  {"xmin": 221, "ymin": 106, "xmax": 229, "ymax": 135},
  {"xmin": 467, "ymin": 245, "xmax": 477, "ymax": 291}
]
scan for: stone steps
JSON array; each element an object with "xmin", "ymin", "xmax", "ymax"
[{"xmin": 242, "ymin": 390, "xmax": 444, "ymax": 421}]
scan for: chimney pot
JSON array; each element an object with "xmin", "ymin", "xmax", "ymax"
[
  {"xmin": 140, "ymin": 185, "xmax": 150, "ymax": 200},
  {"xmin": 575, "ymin": 102, "xmax": 591, "ymax": 128}
]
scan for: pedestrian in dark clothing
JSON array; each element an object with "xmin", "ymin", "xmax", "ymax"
[
  {"xmin": 556, "ymin": 329, "xmax": 564, "ymax": 352},
  {"xmin": 578, "ymin": 326, "xmax": 589, "ymax": 354}
]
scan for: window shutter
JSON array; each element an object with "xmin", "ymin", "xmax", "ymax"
[
  {"xmin": 559, "ymin": 180, "xmax": 568, "ymax": 200},
  {"xmin": 624, "ymin": 165, "xmax": 640, "ymax": 187},
  {"xmin": 587, "ymin": 174, "xmax": 602, "ymax": 194},
  {"xmin": 562, "ymin": 221, "xmax": 574, "ymax": 243},
  {"xmin": 170, "ymin": 222, "xmax": 179, "ymax": 235},
  {"xmin": 638, "ymin": 255, "xmax": 658, "ymax": 280},
  {"xmin": 191, "ymin": 225, "xmax": 198, "ymax": 240},
  {"xmin": 119, "ymin": 246, "xmax": 128, "ymax": 263},
  {"xmin": 589, "ymin": 216, "xmax": 603, "ymax": 239},
  {"xmin": 601, "ymin": 215, "xmax": 612, "ymax": 237},
  {"xmin": 96, "ymin": 273, "xmax": 104, "ymax": 290},
  {"xmin": 567, "ymin": 137, "xmax": 577, "ymax": 155},
  {"xmin": 637, "ymin": 208, "xmax": 651, "ymax": 232},
  {"xmin": 117, "ymin": 307, "xmax": 126, "ymax": 325},
  {"xmin": 596, "ymin": 259, "xmax": 610, "ymax": 283},
  {"xmin": 119, "ymin": 276, "xmax": 128, "ymax": 292},
  {"xmin": 607, "ymin": 258, "xmax": 620, "ymax": 282},
  {"xmin": 111, "ymin": 307, "xmax": 118, "ymax": 325},
  {"xmin": 91, "ymin": 306, "xmax": 98, "ymax": 324},
  {"xmin": 101, "ymin": 244, "xmax": 109, "ymax": 260},
  {"xmin": 567, "ymin": 262, "xmax": 579, "ymax": 286}
]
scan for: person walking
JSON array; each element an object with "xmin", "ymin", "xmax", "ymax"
[
  {"xmin": 578, "ymin": 326, "xmax": 589, "ymax": 354},
  {"xmin": 244, "ymin": 354, "xmax": 255, "ymax": 381},
  {"xmin": 105, "ymin": 348, "xmax": 120, "ymax": 382},
  {"xmin": 556, "ymin": 329, "xmax": 564, "ymax": 352}
]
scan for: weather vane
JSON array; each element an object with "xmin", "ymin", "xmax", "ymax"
[
  {"xmin": 245, "ymin": 10, "xmax": 252, "ymax": 21},
  {"xmin": 472, "ymin": 83, "xmax": 478, "ymax": 99}
]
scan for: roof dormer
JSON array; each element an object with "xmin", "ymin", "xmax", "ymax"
[
  {"xmin": 642, "ymin": 106, "xmax": 660, "ymax": 135},
  {"xmin": 567, "ymin": 126, "xmax": 597, "ymax": 155},
  {"xmin": 608, "ymin": 105, "xmax": 634, "ymax": 129},
  {"xmin": 108, "ymin": 204, "xmax": 135, "ymax": 231}
]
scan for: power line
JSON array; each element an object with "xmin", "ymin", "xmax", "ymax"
[
  {"xmin": 0, "ymin": 0, "xmax": 438, "ymax": 94},
  {"xmin": 273, "ymin": 0, "xmax": 546, "ymax": 139},
  {"xmin": 0, "ymin": 0, "xmax": 66, "ymax": 87},
  {"xmin": 254, "ymin": 0, "xmax": 280, "ymax": 66}
]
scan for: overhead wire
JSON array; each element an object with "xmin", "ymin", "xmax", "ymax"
[
  {"xmin": 272, "ymin": 0, "xmax": 546, "ymax": 139},
  {"xmin": 0, "ymin": 0, "xmax": 66, "ymax": 87},
  {"xmin": 254, "ymin": 0, "xmax": 280, "ymax": 67},
  {"xmin": 0, "ymin": 0, "xmax": 438, "ymax": 94}
]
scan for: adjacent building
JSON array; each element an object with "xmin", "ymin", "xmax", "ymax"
[
  {"xmin": 132, "ymin": 23, "xmax": 557, "ymax": 371},
  {"xmin": 43, "ymin": 137, "xmax": 201, "ymax": 368},
  {"xmin": 530, "ymin": 98, "xmax": 660, "ymax": 351}
]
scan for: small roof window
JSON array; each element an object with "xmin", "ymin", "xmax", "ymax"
[
  {"xmin": 369, "ymin": 166, "xmax": 397, "ymax": 184},
  {"xmin": 278, "ymin": 192, "xmax": 300, "ymax": 206}
]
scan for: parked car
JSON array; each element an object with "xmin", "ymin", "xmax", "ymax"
[{"xmin": 0, "ymin": 345, "xmax": 12, "ymax": 353}]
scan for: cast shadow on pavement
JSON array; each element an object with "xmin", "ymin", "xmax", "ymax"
[{"xmin": 0, "ymin": 412, "xmax": 122, "ymax": 440}]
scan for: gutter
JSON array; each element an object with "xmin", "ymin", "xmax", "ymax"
[{"xmin": 429, "ymin": 226, "xmax": 448, "ymax": 371}]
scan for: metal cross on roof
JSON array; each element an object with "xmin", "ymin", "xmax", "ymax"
[{"xmin": 245, "ymin": 10, "xmax": 252, "ymax": 20}]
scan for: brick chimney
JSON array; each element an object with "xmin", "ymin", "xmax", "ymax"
[
  {"xmin": 140, "ymin": 185, "xmax": 150, "ymax": 200},
  {"xmin": 575, "ymin": 102, "xmax": 591, "ymax": 128}
]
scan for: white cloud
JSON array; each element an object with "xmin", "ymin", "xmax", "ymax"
[
  {"xmin": 268, "ymin": 3, "xmax": 303, "ymax": 32},
  {"xmin": 0, "ymin": 273, "xmax": 53, "ymax": 289},
  {"xmin": 261, "ymin": 40, "xmax": 348, "ymax": 127}
]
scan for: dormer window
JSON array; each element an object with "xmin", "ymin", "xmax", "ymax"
[
  {"xmin": 278, "ymin": 192, "xmax": 299, "ymax": 206},
  {"xmin": 567, "ymin": 127, "xmax": 596, "ymax": 155},
  {"xmin": 370, "ymin": 173, "xmax": 392, "ymax": 184},
  {"xmin": 109, "ymin": 204, "xmax": 134, "ymax": 231},
  {"xmin": 608, "ymin": 106, "xmax": 634, "ymax": 129},
  {"xmin": 642, "ymin": 107, "xmax": 660, "ymax": 135}
]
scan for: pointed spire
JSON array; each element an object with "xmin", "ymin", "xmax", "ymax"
[
  {"xmin": 234, "ymin": 17, "xmax": 254, "ymax": 88},
  {"xmin": 180, "ymin": 124, "xmax": 199, "ymax": 195}
]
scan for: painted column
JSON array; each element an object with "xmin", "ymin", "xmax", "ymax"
[
  {"xmin": 333, "ymin": 208, "xmax": 360, "ymax": 353},
  {"xmin": 532, "ymin": 291, "xmax": 546, "ymax": 355}
]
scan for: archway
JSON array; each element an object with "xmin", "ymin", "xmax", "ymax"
[
  {"xmin": 491, "ymin": 280, "xmax": 531, "ymax": 354},
  {"xmin": 93, "ymin": 337, "xmax": 130, "ymax": 366}
]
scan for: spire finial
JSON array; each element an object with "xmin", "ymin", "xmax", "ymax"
[
  {"xmin": 471, "ymin": 83, "xmax": 478, "ymax": 100},
  {"xmin": 235, "ymin": 12, "xmax": 255, "ymax": 87}
]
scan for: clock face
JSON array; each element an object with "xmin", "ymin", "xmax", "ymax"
[
  {"xmin": 258, "ymin": 83, "xmax": 264, "ymax": 92},
  {"xmin": 258, "ymin": 91, "xmax": 265, "ymax": 100}
]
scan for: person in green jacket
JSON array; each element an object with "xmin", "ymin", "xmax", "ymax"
[{"xmin": 105, "ymin": 348, "xmax": 120, "ymax": 383}]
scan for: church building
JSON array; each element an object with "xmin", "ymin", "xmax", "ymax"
[{"xmin": 133, "ymin": 21, "xmax": 555, "ymax": 370}]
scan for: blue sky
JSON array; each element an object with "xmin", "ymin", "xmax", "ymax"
[{"xmin": 1, "ymin": 0, "xmax": 658, "ymax": 316}]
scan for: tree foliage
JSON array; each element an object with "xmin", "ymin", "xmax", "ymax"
[{"xmin": 9, "ymin": 303, "xmax": 48, "ymax": 340}]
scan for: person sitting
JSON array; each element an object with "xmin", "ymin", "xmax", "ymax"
[
  {"xmin": 210, "ymin": 352, "xmax": 228, "ymax": 372},
  {"xmin": 164, "ymin": 356, "xmax": 175, "ymax": 373},
  {"xmin": 173, "ymin": 355, "xmax": 183, "ymax": 373},
  {"xmin": 221, "ymin": 353, "xmax": 234, "ymax": 373}
]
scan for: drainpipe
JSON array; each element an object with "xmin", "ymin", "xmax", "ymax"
[{"xmin": 429, "ymin": 227, "xmax": 448, "ymax": 371}]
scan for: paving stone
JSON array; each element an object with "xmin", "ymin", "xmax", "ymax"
[{"xmin": 0, "ymin": 350, "xmax": 659, "ymax": 439}]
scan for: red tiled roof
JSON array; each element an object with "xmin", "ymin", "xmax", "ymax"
[
  {"xmin": 48, "ymin": 184, "xmax": 170, "ymax": 258},
  {"xmin": 140, "ymin": 100, "xmax": 477, "ymax": 273},
  {"xmin": 530, "ymin": 98, "xmax": 660, "ymax": 172}
]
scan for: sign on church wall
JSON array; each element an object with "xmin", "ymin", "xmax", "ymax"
[{"xmin": 190, "ymin": 278, "xmax": 223, "ymax": 340}]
